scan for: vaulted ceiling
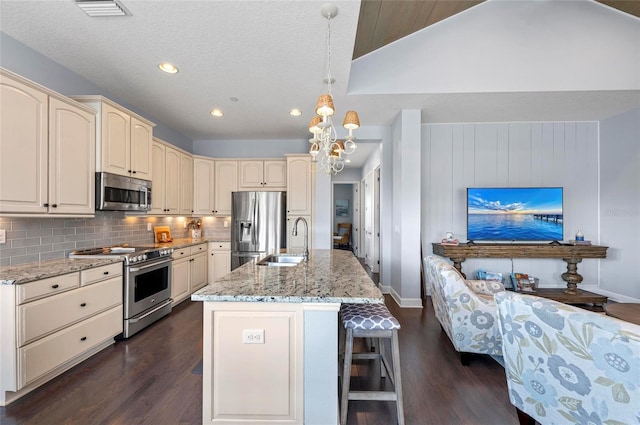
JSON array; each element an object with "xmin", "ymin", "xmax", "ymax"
[
  {"xmin": 354, "ymin": 0, "xmax": 640, "ymax": 58},
  {"xmin": 1, "ymin": 0, "xmax": 638, "ymax": 161}
]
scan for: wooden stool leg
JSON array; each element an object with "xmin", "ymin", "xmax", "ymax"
[
  {"xmin": 391, "ymin": 330, "xmax": 405, "ymax": 425},
  {"xmin": 340, "ymin": 328, "xmax": 354, "ymax": 425},
  {"xmin": 378, "ymin": 337, "xmax": 387, "ymax": 378}
]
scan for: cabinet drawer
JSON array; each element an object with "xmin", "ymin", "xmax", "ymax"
[
  {"xmin": 18, "ymin": 305, "xmax": 122, "ymax": 388},
  {"xmin": 172, "ymin": 247, "xmax": 190, "ymax": 260},
  {"xmin": 209, "ymin": 242, "xmax": 231, "ymax": 251},
  {"xmin": 81, "ymin": 262, "xmax": 123, "ymax": 286},
  {"xmin": 190, "ymin": 243, "xmax": 207, "ymax": 255},
  {"xmin": 18, "ymin": 277, "xmax": 122, "ymax": 347},
  {"xmin": 17, "ymin": 273, "xmax": 80, "ymax": 305}
]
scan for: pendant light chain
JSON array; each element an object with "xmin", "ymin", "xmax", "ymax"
[
  {"xmin": 326, "ymin": 12, "xmax": 333, "ymax": 96},
  {"xmin": 307, "ymin": 3, "xmax": 360, "ymax": 175}
]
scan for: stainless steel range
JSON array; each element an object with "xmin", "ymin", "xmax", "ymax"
[{"xmin": 70, "ymin": 245, "xmax": 174, "ymax": 338}]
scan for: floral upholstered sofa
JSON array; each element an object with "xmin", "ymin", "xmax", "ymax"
[
  {"xmin": 424, "ymin": 255, "xmax": 504, "ymax": 364},
  {"xmin": 495, "ymin": 292, "xmax": 640, "ymax": 425}
]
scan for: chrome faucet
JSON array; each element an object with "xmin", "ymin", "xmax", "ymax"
[{"xmin": 292, "ymin": 217, "xmax": 309, "ymax": 261}]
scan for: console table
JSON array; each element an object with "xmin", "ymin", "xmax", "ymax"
[{"xmin": 432, "ymin": 243, "xmax": 608, "ymax": 304}]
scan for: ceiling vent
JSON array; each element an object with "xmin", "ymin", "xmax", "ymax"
[{"xmin": 76, "ymin": 0, "xmax": 130, "ymax": 17}]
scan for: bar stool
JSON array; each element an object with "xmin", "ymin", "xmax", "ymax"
[{"xmin": 339, "ymin": 303, "xmax": 404, "ymax": 425}]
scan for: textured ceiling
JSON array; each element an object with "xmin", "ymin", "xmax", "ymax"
[{"xmin": 1, "ymin": 0, "xmax": 639, "ymax": 162}]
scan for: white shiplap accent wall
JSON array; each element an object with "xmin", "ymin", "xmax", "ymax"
[{"xmin": 422, "ymin": 121, "xmax": 601, "ymax": 289}]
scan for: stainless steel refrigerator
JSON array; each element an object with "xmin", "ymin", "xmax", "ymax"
[{"xmin": 231, "ymin": 191, "xmax": 287, "ymax": 270}]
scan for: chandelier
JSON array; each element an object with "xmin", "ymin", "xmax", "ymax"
[{"xmin": 308, "ymin": 3, "xmax": 359, "ymax": 175}]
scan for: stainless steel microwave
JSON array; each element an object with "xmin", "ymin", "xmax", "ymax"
[{"xmin": 96, "ymin": 172, "xmax": 152, "ymax": 211}]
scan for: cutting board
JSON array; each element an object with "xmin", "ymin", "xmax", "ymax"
[{"xmin": 154, "ymin": 226, "xmax": 173, "ymax": 243}]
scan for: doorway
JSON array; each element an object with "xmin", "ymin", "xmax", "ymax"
[{"xmin": 332, "ymin": 182, "xmax": 359, "ymax": 253}]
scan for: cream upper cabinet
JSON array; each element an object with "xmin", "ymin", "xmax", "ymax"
[
  {"xmin": 214, "ymin": 160, "xmax": 238, "ymax": 215},
  {"xmin": 180, "ymin": 153, "xmax": 193, "ymax": 215},
  {"xmin": 164, "ymin": 145, "xmax": 181, "ymax": 214},
  {"xmin": 72, "ymin": 96, "xmax": 155, "ymax": 180},
  {"xmin": 48, "ymin": 97, "xmax": 95, "ymax": 215},
  {"xmin": 238, "ymin": 160, "xmax": 286, "ymax": 190},
  {"xmin": 150, "ymin": 142, "xmax": 166, "ymax": 215},
  {"xmin": 0, "ymin": 70, "xmax": 95, "ymax": 216},
  {"xmin": 286, "ymin": 155, "xmax": 314, "ymax": 216},
  {"xmin": 150, "ymin": 138, "xmax": 185, "ymax": 215},
  {"xmin": 130, "ymin": 117, "xmax": 153, "ymax": 180},
  {"xmin": 193, "ymin": 157, "xmax": 215, "ymax": 215}
]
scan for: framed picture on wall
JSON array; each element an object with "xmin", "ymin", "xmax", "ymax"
[{"xmin": 335, "ymin": 200, "xmax": 349, "ymax": 217}]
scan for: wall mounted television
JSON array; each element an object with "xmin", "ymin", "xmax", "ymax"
[{"xmin": 467, "ymin": 187, "xmax": 563, "ymax": 242}]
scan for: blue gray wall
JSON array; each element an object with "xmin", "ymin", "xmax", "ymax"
[{"xmin": 0, "ymin": 32, "xmax": 192, "ymax": 152}]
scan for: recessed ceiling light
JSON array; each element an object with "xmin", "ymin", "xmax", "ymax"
[
  {"xmin": 230, "ymin": 97, "xmax": 239, "ymax": 102},
  {"xmin": 345, "ymin": 159, "xmax": 351, "ymax": 163},
  {"xmin": 158, "ymin": 63, "xmax": 178, "ymax": 74},
  {"xmin": 211, "ymin": 109, "xmax": 224, "ymax": 117},
  {"xmin": 289, "ymin": 109, "xmax": 302, "ymax": 117}
]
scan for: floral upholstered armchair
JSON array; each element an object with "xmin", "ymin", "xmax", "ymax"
[
  {"xmin": 424, "ymin": 256, "xmax": 503, "ymax": 365},
  {"xmin": 495, "ymin": 292, "xmax": 640, "ymax": 425}
]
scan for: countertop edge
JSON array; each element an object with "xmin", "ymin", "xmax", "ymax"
[{"xmin": 191, "ymin": 293, "xmax": 384, "ymax": 304}]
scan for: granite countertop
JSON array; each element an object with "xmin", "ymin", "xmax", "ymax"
[
  {"xmin": 0, "ymin": 257, "xmax": 123, "ymax": 285},
  {"xmin": 191, "ymin": 249, "xmax": 384, "ymax": 304}
]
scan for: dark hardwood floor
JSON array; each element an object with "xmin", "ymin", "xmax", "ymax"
[{"xmin": 2, "ymin": 261, "xmax": 518, "ymax": 425}]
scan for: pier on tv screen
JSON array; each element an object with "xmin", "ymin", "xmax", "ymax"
[{"xmin": 467, "ymin": 187, "xmax": 563, "ymax": 242}]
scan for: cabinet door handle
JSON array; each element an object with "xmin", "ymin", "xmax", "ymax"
[
  {"xmin": 128, "ymin": 170, "xmax": 132, "ymax": 173},
  {"xmin": 44, "ymin": 203, "xmax": 49, "ymax": 207},
  {"xmin": 80, "ymin": 337, "xmax": 87, "ymax": 341},
  {"xmin": 52, "ymin": 204, "xmax": 57, "ymax": 208},
  {"xmin": 132, "ymin": 171, "xmax": 137, "ymax": 174},
  {"xmin": 51, "ymin": 284, "xmax": 59, "ymax": 289},
  {"xmin": 80, "ymin": 302, "xmax": 87, "ymax": 307},
  {"xmin": 103, "ymin": 271, "xmax": 109, "ymax": 275}
]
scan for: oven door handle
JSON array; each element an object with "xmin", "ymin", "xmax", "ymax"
[
  {"xmin": 128, "ymin": 299, "xmax": 173, "ymax": 323},
  {"xmin": 128, "ymin": 259, "xmax": 171, "ymax": 272}
]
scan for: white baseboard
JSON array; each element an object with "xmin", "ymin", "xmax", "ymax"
[
  {"xmin": 378, "ymin": 282, "xmax": 423, "ymax": 308},
  {"xmin": 579, "ymin": 284, "xmax": 640, "ymax": 303}
]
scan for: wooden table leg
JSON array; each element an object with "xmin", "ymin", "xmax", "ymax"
[
  {"xmin": 450, "ymin": 258, "xmax": 466, "ymax": 278},
  {"xmin": 561, "ymin": 257, "xmax": 583, "ymax": 294}
]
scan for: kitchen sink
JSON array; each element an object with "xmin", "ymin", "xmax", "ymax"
[{"xmin": 256, "ymin": 254, "xmax": 305, "ymax": 267}]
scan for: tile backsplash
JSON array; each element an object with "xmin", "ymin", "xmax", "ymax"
[{"xmin": 0, "ymin": 212, "xmax": 230, "ymax": 266}]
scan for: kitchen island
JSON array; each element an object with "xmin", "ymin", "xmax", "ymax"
[{"xmin": 191, "ymin": 249, "xmax": 383, "ymax": 425}]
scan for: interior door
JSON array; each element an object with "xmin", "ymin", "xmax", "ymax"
[
  {"xmin": 364, "ymin": 172, "xmax": 373, "ymax": 269},
  {"xmin": 352, "ymin": 183, "xmax": 360, "ymax": 256},
  {"xmin": 372, "ymin": 167, "xmax": 381, "ymax": 273}
]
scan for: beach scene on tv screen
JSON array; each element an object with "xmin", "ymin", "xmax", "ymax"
[{"xmin": 467, "ymin": 188, "xmax": 563, "ymax": 241}]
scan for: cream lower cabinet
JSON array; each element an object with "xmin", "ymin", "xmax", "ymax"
[
  {"xmin": 172, "ymin": 244, "xmax": 208, "ymax": 305},
  {"xmin": 0, "ymin": 262, "xmax": 123, "ymax": 406},
  {"xmin": 202, "ymin": 302, "xmax": 304, "ymax": 424},
  {"xmin": 208, "ymin": 242, "xmax": 231, "ymax": 283},
  {"xmin": 0, "ymin": 70, "xmax": 96, "ymax": 216}
]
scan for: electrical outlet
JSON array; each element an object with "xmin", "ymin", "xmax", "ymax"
[
  {"xmin": 0, "ymin": 229, "xmax": 5, "ymax": 244},
  {"xmin": 224, "ymin": 221, "xmax": 229, "ymax": 228},
  {"xmin": 242, "ymin": 329, "xmax": 264, "ymax": 344},
  {"xmin": 147, "ymin": 223, "xmax": 152, "ymax": 232}
]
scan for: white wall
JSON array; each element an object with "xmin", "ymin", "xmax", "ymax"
[
  {"xmin": 599, "ymin": 107, "xmax": 640, "ymax": 301},
  {"xmin": 350, "ymin": 0, "xmax": 640, "ymax": 94},
  {"xmin": 421, "ymin": 121, "xmax": 601, "ymax": 291}
]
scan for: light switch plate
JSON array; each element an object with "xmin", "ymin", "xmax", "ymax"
[
  {"xmin": 242, "ymin": 329, "xmax": 264, "ymax": 344},
  {"xmin": 0, "ymin": 229, "xmax": 6, "ymax": 244}
]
